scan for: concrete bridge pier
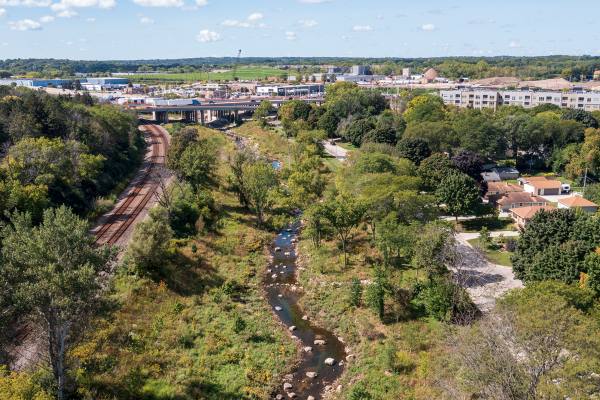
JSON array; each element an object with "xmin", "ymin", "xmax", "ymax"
[
  {"xmin": 198, "ymin": 110, "xmax": 205, "ymax": 126},
  {"xmin": 153, "ymin": 111, "xmax": 169, "ymax": 124},
  {"xmin": 182, "ymin": 111, "xmax": 197, "ymax": 123}
]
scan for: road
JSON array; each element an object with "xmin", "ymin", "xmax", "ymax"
[
  {"xmin": 453, "ymin": 231, "xmax": 523, "ymax": 312},
  {"xmin": 92, "ymin": 124, "xmax": 170, "ymax": 247}
]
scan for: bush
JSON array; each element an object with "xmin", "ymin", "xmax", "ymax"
[
  {"xmin": 349, "ymin": 277, "xmax": 362, "ymax": 307},
  {"xmin": 413, "ymin": 277, "xmax": 478, "ymax": 324}
]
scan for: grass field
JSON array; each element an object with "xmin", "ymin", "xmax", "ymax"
[
  {"xmin": 467, "ymin": 238, "xmax": 514, "ymax": 266},
  {"xmin": 232, "ymin": 121, "xmax": 292, "ymax": 161},
  {"xmin": 74, "ymin": 128, "xmax": 297, "ymax": 399},
  {"xmin": 296, "ymin": 230, "xmax": 443, "ymax": 399},
  {"xmin": 457, "ymin": 217, "xmax": 516, "ymax": 233},
  {"xmin": 131, "ymin": 67, "xmax": 288, "ymax": 83}
]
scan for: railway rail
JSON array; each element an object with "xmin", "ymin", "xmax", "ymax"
[{"xmin": 93, "ymin": 124, "xmax": 168, "ymax": 246}]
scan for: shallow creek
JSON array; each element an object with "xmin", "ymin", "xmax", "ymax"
[{"xmin": 264, "ymin": 223, "xmax": 346, "ymax": 399}]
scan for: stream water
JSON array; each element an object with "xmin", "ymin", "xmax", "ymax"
[{"xmin": 264, "ymin": 222, "xmax": 346, "ymax": 400}]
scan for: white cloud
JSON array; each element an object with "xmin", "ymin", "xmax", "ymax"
[
  {"xmin": 421, "ymin": 23, "xmax": 435, "ymax": 31},
  {"xmin": 247, "ymin": 12, "xmax": 262, "ymax": 21},
  {"xmin": 299, "ymin": 0, "xmax": 331, "ymax": 3},
  {"xmin": 39, "ymin": 14, "xmax": 54, "ymax": 22},
  {"xmin": 299, "ymin": 18, "xmax": 317, "ymax": 27},
  {"xmin": 0, "ymin": 7, "xmax": 5, "ymax": 16},
  {"xmin": 285, "ymin": 31, "xmax": 296, "ymax": 40},
  {"xmin": 0, "ymin": 0, "xmax": 51, "ymax": 6},
  {"xmin": 85, "ymin": 16, "xmax": 95, "ymax": 21},
  {"xmin": 221, "ymin": 12, "xmax": 265, "ymax": 28},
  {"xmin": 509, "ymin": 40, "xmax": 521, "ymax": 48},
  {"xmin": 57, "ymin": 8, "xmax": 76, "ymax": 16},
  {"xmin": 139, "ymin": 15, "xmax": 153, "ymax": 24},
  {"xmin": 196, "ymin": 29, "xmax": 220, "ymax": 42},
  {"xmin": 132, "ymin": 0, "xmax": 181, "ymax": 6},
  {"xmin": 352, "ymin": 25, "xmax": 372, "ymax": 32},
  {"xmin": 51, "ymin": 0, "xmax": 114, "ymax": 11},
  {"xmin": 9, "ymin": 18, "xmax": 41, "ymax": 30},
  {"xmin": 195, "ymin": 0, "xmax": 206, "ymax": 5}
]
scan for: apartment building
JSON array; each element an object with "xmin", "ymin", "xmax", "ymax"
[{"xmin": 440, "ymin": 88, "xmax": 600, "ymax": 111}]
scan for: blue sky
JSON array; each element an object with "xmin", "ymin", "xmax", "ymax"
[{"xmin": 1, "ymin": 0, "xmax": 599, "ymax": 60}]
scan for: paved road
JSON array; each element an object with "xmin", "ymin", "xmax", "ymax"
[
  {"xmin": 453, "ymin": 231, "xmax": 523, "ymax": 312},
  {"xmin": 322, "ymin": 141, "xmax": 348, "ymax": 161}
]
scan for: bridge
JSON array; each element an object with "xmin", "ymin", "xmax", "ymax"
[{"xmin": 127, "ymin": 97, "xmax": 325, "ymax": 124}]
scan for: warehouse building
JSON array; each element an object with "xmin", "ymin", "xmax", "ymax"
[{"xmin": 256, "ymin": 84, "xmax": 324, "ymax": 97}]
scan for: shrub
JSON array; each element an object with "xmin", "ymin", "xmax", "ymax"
[{"xmin": 349, "ymin": 277, "xmax": 362, "ymax": 307}]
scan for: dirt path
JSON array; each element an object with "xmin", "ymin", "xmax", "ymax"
[{"xmin": 453, "ymin": 232, "xmax": 524, "ymax": 312}]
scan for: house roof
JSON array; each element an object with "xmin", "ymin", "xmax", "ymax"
[
  {"xmin": 487, "ymin": 182, "xmax": 523, "ymax": 194},
  {"xmin": 526, "ymin": 179, "xmax": 562, "ymax": 189},
  {"xmin": 558, "ymin": 196, "xmax": 599, "ymax": 208},
  {"xmin": 510, "ymin": 205, "xmax": 556, "ymax": 220},
  {"xmin": 498, "ymin": 192, "xmax": 546, "ymax": 205}
]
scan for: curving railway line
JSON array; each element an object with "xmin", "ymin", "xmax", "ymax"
[{"xmin": 93, "ymin": 124, "xmax": 169, "ymax": 246}]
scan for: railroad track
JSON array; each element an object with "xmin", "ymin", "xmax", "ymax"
[{"xmin": 94, "ymin": 124, "xmax": 168, "ymax": 246}]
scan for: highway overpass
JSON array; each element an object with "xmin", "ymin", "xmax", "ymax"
[{"xmin": 128, "ymin": 98, "xmax": 324, "ymax": 124}]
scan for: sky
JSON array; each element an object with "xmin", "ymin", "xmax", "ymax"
[{"xmin": 0, "ymin": 0, "xmax": 599, "ymax": 60}]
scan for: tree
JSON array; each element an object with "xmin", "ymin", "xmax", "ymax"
[
  {"xmin": 451, "ymin": 150, "xmax": 485, "ymax": 181},
  {"xmin": 241, "ymin": 162, "xmax": 278, "ymax": 225},
  {"xmin": 417, "ymin": 153, "xmax": 457, "ymax": 192},
  {"xmin": 171, "ymin": 140, "xmax": 218, "ymax": 192},
  {"xmin": 396, "ymin": 137, "xmax": 431, "ymax": 165},
  {"xmin": 442, "ymin": 284, "xmax": 600, "ymax": 399},
  {"xmin": 411, "ymin": 222, "xmax": 456, "ymax": 278},
  {"xmin": 561, "ymin": 108, "xmax": 599, "ymax": 128},
  {"xmin": 125, "ymin": 206, "xmax": 173, "ymax": 275},
  {"xmin": 320, "ymin": 193, "xmax": 367, "ymax": 268},
  {"xmin": 402, "ymin": 121, "xmax": 456, "ymax": 153},
  {"xmin": 254, "ymin": 100, "xmax": 274, "ymax": 127},
  {"xmin": 375, "ymin": 214, "xmax": 414, "ymax": 266},
  {"xmin": 365, "ymin": 265, "xmax": 388, "ymax": 320},
  {"xmin": 403, "ymin": 95, "xmax": 446, "ymax": 125},
  {"xmin": 0, "ymin": 206, "xmax": 114, "ymax": 400},
  {"xmin": 338, "ymin": 117, "xmax": 375, "ymax": 147},
  {"xmin": 511, "ymin": 209, "xmax": 600, "ymax": 283},
  {"xmin": 436, "ymin": 172, "xmax": 481, "ymax": 222}
]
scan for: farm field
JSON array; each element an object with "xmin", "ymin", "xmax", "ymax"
[{"xmin": 131, "ymin": 67, "xmax": 288, "ymax": 83}]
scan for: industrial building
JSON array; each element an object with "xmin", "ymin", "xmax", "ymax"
[
  {"xmin": 256, "ymin": 84, "xmax": 324, "ymax": 97},
  {"xmin": 0, "ymin": 79, "xmax": 74, "ymax": 88},
  {"xmin": 440, "ymin": 88, "xmax": 600, "ymax": 111}
]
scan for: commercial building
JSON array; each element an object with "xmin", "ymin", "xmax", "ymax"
[
  {"xmin": 256, "ymin": 84, "xmax": 324, "ymax": 97},
  {"xmin": 440, "ymin": 88, "xmax": 600, "ymax": 111},
  {"xmin": 0, "ymin": 78, "xmax": 73, "ymax": 88}
]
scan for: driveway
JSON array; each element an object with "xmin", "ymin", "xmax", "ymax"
[
  {"xmin": 452, "ymin": 231, "xmax": 523, "ymax": 312},
  {"xmin": 322, "ymin": 140, "xmax": 348, "ymax": 161}
]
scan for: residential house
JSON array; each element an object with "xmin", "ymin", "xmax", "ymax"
[
  {"xmin": 558, "ymin": 196, "xmax": 599, "ymax": 213},
  {"xmin": 492, "ymin": 166, "xmax": 519, "ymax": 180},
  {"xmin": 497, "ymin": 192, "xmax": 547, "ymax": 212},
  {"xmin": 510, "ymin": 205, "xmax": 556, "ymax": 228},
  {"xmin": 485, "ymin": 181, "xmax": 523, "ymax": 203},
  {"xmin": 522, "ymin": 177, "xmax": 562, "ymax": 196}
]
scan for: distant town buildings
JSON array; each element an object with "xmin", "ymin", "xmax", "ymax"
[{"xmin": 0, "ymin": 77, "xmax": 130, "ymax": 90}]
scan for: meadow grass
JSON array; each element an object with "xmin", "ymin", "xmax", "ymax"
[{"xmin": 74, "ymin": 128, "xmax": 297, "ymax": 400}]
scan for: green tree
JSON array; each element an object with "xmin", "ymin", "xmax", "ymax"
[
  {"xmin": 320, "ymin": 193, "xmax": 367, "ymax": 268},
  {"xmin": 253, "ymin": 100, "xmax": 274, "ymax": 127},
  {"xmin": 403, "ymin": 95, "xmax": 446, "ymax": 125},
  {"xmin": 417, "ymin": 153, "xmax": 457, "ymax": 191},
  {"xmin": 241, "ymin": 162, "xmax": 279, "ymax": 225},
  {"xmin": 125, "ymin": 206, "xmax": 173, "ymax": 275},
  {"xmin": 365, "ymin": 265, "xmax": 388, "ymax": 320},
  {"xmin": 0, "ymin": 206, "xmax": 114, "ymax": 400},
  {"xmin": 402, "ymin": 121, "xmax": 456, "ymax": 154},
  {"xmin": 173, "ymin": 140, "xmax": 218, "ymax": 191},
  {"xmin": 396, "ymin": 137, "xmax": 431, "ymax": 165},
  {"xmin": 436, "ymin": 173, "xmax": 481, "ymax": 222}
]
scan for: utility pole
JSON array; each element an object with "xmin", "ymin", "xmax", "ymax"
[{"xmin": 583, "ymin": 166, "xmax": 589, "ymax": 195}]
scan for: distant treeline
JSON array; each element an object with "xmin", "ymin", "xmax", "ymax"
[{"xmin": 1, "ymin": 55, "xmax": 600, "ymax": 81}]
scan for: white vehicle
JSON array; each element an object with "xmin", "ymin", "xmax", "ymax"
[{"xmin": 561, "ymin": 183, "xmax": 571, "ymax": 194}]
